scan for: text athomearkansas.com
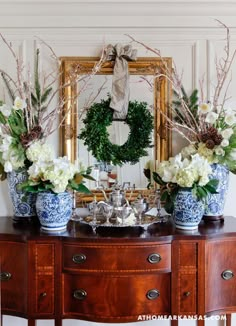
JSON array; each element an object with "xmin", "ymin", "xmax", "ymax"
[{"xmin": 137, "ymin": 315, "xmax": 227, "ymax": 321}]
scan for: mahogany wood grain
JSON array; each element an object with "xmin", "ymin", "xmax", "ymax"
[
  {"xmin": 171, "ymin": 321, "xmax": 178, "ymax": 326},
  {"xmin": 0, "ymin": 241, "xmax": 27, "ymax": 314},
  {"xmin": 27, "ymin": 319, "xmax": 36, "ymax": 326},
  {"xmin": 226, "ymin": 314, "xmax": 231, "ymax": 326},
  {"xmin": 206, "ymin": 239, "xmax": 236, "ymax": 312},
  {"xmin": 63, "ymin": 242, "xmax": 171, "ymax": 272},
  {"xmin": 0, "ymin": 216, "xmax": 236, "ymax": 324},
  {"xmin": 63, "ymin": 273, "xmax": 170, "ymax": 321}
]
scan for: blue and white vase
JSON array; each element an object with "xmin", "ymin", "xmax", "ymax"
[
  {"xmin": 173, "ymin": 188, "xmax": 204, "ymax": 230},
  {"xmin": 36, "ymin": 191, "xmax": 72, "ymax": 231},
  {"xmin": 7, "ymin": 168, "xmax": 37, "ymax": 223},
  {"xmin": 203, "ymin": 163, "xmax": 229, "ymax": 221}
]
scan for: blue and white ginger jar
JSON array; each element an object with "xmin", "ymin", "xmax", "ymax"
[
  {"xmin": 7, "ymin": 169, "xmax": 37, "ymax": 223},
  {"xmin": 203, "ymin": 163, "xmax": 229, "ymax": 220},
  {"xmin": 36, "ymin": 191, "xmax": 72, "ymax": 231},
  {"xmin": 173, "ymin": 188, "xmax": 204, "ymax": 230}
]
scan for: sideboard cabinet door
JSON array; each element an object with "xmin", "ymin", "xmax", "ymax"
[
  {"xmin": 172, "ymin": 241, "xmax": 199, "ymax": 315},
  {"xmin": 0, "ymin": 241, "xmax": 27, "ymax": 314},
  {"xmin": 28, "ymin": 241, "xmax": 57, "ymax": 318},
  {"xmin": 206, "ymin": 239, "xmax": 236, "ymax": 313}
]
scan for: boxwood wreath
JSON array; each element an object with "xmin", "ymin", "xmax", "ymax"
[{"xmin": 79, "ymin": 96, "xmax": 154, "ymax": 166}]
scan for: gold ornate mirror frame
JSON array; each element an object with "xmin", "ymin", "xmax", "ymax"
[{"xmin": 59, "ymin": 57, "xmax": 172, "ymax": 165}]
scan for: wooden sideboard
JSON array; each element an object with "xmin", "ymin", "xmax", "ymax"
[{"xmin": 0, "ymin": 216, "xmax": 236, "ymax": 326}]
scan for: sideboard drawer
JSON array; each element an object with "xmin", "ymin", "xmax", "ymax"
[
  {"xmin": 63, "ymin": 273, "xmax": 170, "ymax": 318},
  {"xmin": 63, "ymin": 243, "xmax": 171, "ymax": 272}
]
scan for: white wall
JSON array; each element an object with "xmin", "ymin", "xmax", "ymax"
[{"xmin": 1, "ymin": 1, "xmax": 236, "ymax": 325}]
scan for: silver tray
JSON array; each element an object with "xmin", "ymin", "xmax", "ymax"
[{"xmin": 78, "ymin": 212, "xmax": 167, "ymax": 230}]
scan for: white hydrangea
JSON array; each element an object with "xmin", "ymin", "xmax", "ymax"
[
  {"xmin": 28, "ymin": 156, "xmax": 78, "ymax": 193},
  {"xmin": 156, "ymin": 153, "xmax": 212, "ymax": 188},
  {"xmin": 175, "ymin": 168, "xmax": 197, "ymax": 188},
  {"xmin": 26, "ymin": 141, "xmax": 54, "ymax": 163},
  {"xmin": 1, "ymin": 146, "xmax": 25, "ymax": 172},
  {"xmin": 0, "ymin": 135, "xmax": 12, "ymax": 152},
  {"xmin": 4, "ymin": 161, "xmax": 13, "ymax": 172},
  {"xmin": 181, "ymin": 144, "xmax": 197, "ymax": 158},
  {"xmin": 28, "ymin": 161, "xmax": 48, "ymax": 180}
]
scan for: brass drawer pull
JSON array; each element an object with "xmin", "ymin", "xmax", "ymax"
[
  {"xmin": 146, "ymin": 289, "xmax": 160, "ymax": 300},
  {"xmin": 221, "ymin": 270, "xmax": 234, "ymax": 280},
  {"xmin": 184, "ymin": 291, "xmax": 191, "ymax": 297},
  {"xmin": 0, "ymin": 272, "xmax": 12, "ymax": 281},
  {"xmin": 73, "ymin": 289, "xmax": 87, "ymax": 300},
  {"xmin": 147, "ymin": 253, "xmax": 162, "ymax": 264},
  {"xmin": 40, "ymin": 292, "xmax": 47, "ymax": 298},
  {"xmin": 72, "ymin": 253, "xmax": 86, "ymax": 264}
]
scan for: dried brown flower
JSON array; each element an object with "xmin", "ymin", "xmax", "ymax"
[{"xmin": 205, "ymin": 139, "xmax": 216, "ymax": 150}]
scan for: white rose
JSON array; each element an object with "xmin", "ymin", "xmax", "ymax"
[
  {"xmin": 13, "ymin": 97, "xmax": 27, "ymax": 110},
  {"xmin": 214, "ymin": 146, "xmax": 225, "ymax": 156},
  {"xmin": 205, "ymin": 112, "xmax": 219, "ymax": 124},
  {"xmin": 225, "ymin": 113, "xmax": 236, "ymax": 126},
  {"xmin": 4, "ymin": 161, "xmax": 13, "ymax": 172},
  {"xmin": 198, "ymin": 102, "xmax": 212, "ymax": 114},
  {"xmin": 221, "ymin": 128, "xmax": 234, "ymax": 140},
  {"xmin": 0, "ymin": 104, "xmax": 12, "ymax": 117},
  {"xmin": 221, "ymin": 139, "xmax": 229, "ymax": 147}
]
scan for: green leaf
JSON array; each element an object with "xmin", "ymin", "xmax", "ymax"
[
  {"xmin": 34, "ymin": 48, "xmax": 41, "ymax": 101},
  {"xmin": 204, "ymin": 184, "xmax": 218, "ymax": 194},
  {"xmin": 1, "ymin": 72, "xmax": 15, "ymax": 102},
  {"xmin": 41, "ymin": 87, "xmax": 53, "ymax": 104},
  {"xmin": 73, "ymin": 183, "xmax": 91, "ymax": 194},
  {"xmin": 160, "ymin": 189, "xmax": 169, "ymax": 201},
  {"xmin": 153, "ymin": 172, "xmax": 166, "ymax": 186},
  {"xmin": 0, "ymin": 111, "xmax": 7, "ymax": 124},
  {"xmin": 0, "ymin": 163, "xmax": 6, "ymax": 181},
  {"xmin": 81, "ymin": 174, "xmax": 96, "ymax": 181},
  {"xmin": 196, "ymin": 187, "xmax": 208, "ymax": 200},
  {"xmin": 164, "ymin": 197, "xmax": 174, "ymax": 214}
]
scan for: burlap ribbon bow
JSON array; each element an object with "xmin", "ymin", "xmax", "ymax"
[{"xmin": 105, "ymin": 44, "xmax": 137, "ymax": 119}]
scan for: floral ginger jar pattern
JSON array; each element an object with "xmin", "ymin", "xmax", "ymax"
[
  {"xmin": 7, "ymin": 169, "xmax": 37, "ymax": 223},
  {"xmin": 36, "ymin": 191, "xmax": 72, "ymax": 231},
  {"xmin": 173, "ymin": 188, "xmax": 204, "ymax": 230},
  {"xmin": 203, "ymin": 163, "xmax": 229, "ymax": 220}
]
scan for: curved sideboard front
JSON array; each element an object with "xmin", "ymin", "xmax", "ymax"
[{"xmin": 0, "ymin": 216, "xmax": 236, "ymax": 326}]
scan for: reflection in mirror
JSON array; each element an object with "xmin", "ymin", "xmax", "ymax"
[{"xmin": 60, "ymin": 57, "xmax": 172, "ymax": 193}]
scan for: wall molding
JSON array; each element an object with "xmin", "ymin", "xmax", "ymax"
[{"xmin": 0, "ymin": 1, "xmax": 236, "ymax": 29}]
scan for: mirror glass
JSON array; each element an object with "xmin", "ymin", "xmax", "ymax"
[{"xmin": 60, "ymin": 57, "xmax": 172, "ymax": 190}]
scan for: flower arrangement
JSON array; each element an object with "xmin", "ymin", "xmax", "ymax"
[
  {"xmin": 172, "ymin": 87, "xmax": 236, "ymax": 173},
  {"xmin": 0, "ymin": 34, "xmax": 106, "ymax": 180},
  {"xmin": 20, "ymin": 141, "xmax": 92, "ymax": 194},
  {"xmin": 153, "ymin": 153, "xmax": 218, "ymax": 213},
  {"xmin": 128, "ymin": 21, "xmax": 236, "ymax": 173}
]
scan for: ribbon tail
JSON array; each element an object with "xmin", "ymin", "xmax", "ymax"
[{"xmin": 110, "ymin": 58, "xmax": 130, "ymax": 119}]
